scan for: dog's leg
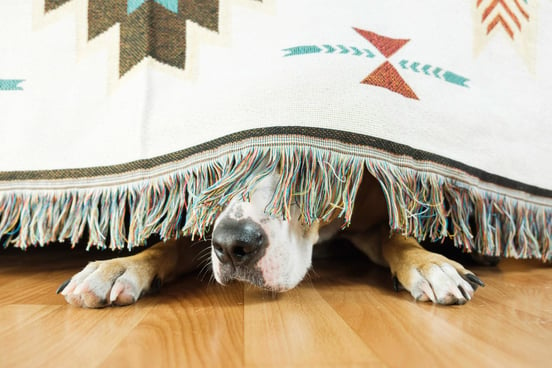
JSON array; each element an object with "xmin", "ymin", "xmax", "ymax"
[
  {"xmin": 381, "ymin": 233, "xmax": 484, "ymax": 305},
  {"xmin": 57, "ymin": 238, "xmax": 206, "ymax": 308}
]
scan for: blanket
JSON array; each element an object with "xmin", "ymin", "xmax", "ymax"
[{"xmin": 1, "ymin": 0, "xmax": 551, "ymax": 261}]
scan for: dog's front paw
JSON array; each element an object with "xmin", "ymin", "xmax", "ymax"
[
  {"xmin": 393, "ymin": 254, "xmax": 484, "ymax": 305},
  {"xmin": 57, "ymin": 259, "xmax": 159, "ymax": 308}
]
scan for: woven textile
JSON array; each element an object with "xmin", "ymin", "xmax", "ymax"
[{"xmin": 0, "ymin": 0, "xmax": 551, "ymax": 260}]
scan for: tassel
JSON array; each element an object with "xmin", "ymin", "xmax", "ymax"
[{"xmin": 0, "ymin": 143, "xmax": 550, "ymax": 262}]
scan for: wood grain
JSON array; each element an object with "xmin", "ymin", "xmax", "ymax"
[
  {"xmin": 244, "ymin": 284, "xmax": 384, "ymax": 367},
  {"xmin": 100, "ymin": 281, "xmax": 245, "ymax": 367},
  {"xmin": 0, "ymin": 245, "xmax": 551, "ymax": 367}
]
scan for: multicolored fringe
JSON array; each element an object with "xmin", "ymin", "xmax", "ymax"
[
  {"xmin": 367, "ymin": 161, "xmax": 551, "ymax": 260},
  {"xmin": 0, "ymin": 143, "xmax": 550, "ymax": 261}
]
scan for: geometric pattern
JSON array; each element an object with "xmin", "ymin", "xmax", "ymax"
[
  {"xmin": 352, "ymin": 28, "xmax": 419, "ymax": 100},
  {"xmin": 0, "ymin": 80, "xmax": 24, "ymax": 91},
  {"xmin": 398, "ymin": 60, "xmax": 470, "ymax": 87},
  {"xmin": 352, "ymin": 28, "xmax": 410, "ymax": 58},
  {"xmin": 282, "ymin": 44, "xmax": 375, "ymax": 57},
  {"xmin": 44, "ymin": 0, "xmax": 223, "ymax": 77},
  {"xmin": 473, "ymin": 0, "xmax": 535, "ymax": 71},
  {"xmin": 283, "ymin": 27, "xmax": 470, "ymax": 100},
  {"xmin": 476, "ymin": 0, "xmax": 530, "ymax": 39},
  {"xmin": 362, "ymin": 61, "xmax": 418, "ymax": 100}
]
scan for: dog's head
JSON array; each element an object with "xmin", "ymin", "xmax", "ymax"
[{"xmin": 211, "ymin": 173, "xmax": 321, "ymax": 292}]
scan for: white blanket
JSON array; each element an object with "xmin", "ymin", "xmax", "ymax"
[{"xmin": 0, "ymin": 0, "xmax": 550, "ymax": 260}]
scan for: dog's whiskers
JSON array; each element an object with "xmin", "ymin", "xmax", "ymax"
[
  {"xmin": 196, "ymin": 246, "xmax": 211, "ymax": 261},
  {"xmin": 197, "ymin": 256, "xmax": 213, "ymax": 282},
  {"xmin": 303, "ymin": 267, "xmax": 320, "ymax": 284},
  {"xmin": 190, "ymin": 238, "xmax": 211, "ymax": 249},
  {"xmin": 192, "ymin": 241, "xmax": 212, "ymax": 261},
  {"xmin": 187, "ymin": 237, "xmax": 218, "ymax": 284},
  {"xmin": 198, "ymin": 266, "xmax": 212, "ymax": 283}
]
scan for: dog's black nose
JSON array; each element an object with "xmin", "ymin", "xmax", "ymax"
[{"xmin": 212, "ymin": 218, "xmax": 267, "ymax": 267}]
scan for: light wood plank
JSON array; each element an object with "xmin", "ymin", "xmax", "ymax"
[
  {"xmin": 243, "ymin": 281, "xmax": 386, "ymax": 367},
  {"xmin": 315, "ymin": 258, "xmax": 552, "ymax": 367},
  {"xmin": 0, "ymin": 304, "xmax": 54, "ymax": 335},
  {"xmin": 0, "ymin": 302, "xmax": 154, "ymax": 368},
  {"xmin": 0, "ymin": 271, "xmax": 72, "ymax": 306},
  {"xmin": 99, "ymin": 279, "xmax": 245, "ymax": 368},
  {"xmin": 1, "ymin": 245, "xmax": 551, "ymax": 367}
]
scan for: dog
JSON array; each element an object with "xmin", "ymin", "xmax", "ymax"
[{"xmin": 58, "ymin": 171, "xmax": 484, "ymax": 308}]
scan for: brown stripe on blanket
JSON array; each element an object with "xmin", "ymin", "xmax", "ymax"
[{"xmin": 0, "ymin": 127, "xmax": 550, "ymax": 199}]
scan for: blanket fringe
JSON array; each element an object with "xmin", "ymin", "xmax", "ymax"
[
  {"xmin": 365, "ymin": 160, "xmax": 551, "ymax": 260},
  {"xmin": 1, "ymin": 145, "xmax": 550, "ymax": 261}
]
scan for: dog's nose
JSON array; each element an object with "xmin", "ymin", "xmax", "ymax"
[{"xmin": 212, "ymin": 218, "xmax": 267, "ymax": 267}]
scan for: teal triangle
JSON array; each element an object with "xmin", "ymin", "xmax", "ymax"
[
  {"xmin": 127, "ymin": 0, "xmax": 178, "ymax": 14},
  {"xmin": 127, "ymin": 0, "xmax": 146, "ymax": 13},
  {"xmin": 155, "ymin": 0, "xmax": 178, "ymax": 13}
]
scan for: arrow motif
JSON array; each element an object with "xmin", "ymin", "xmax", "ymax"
[
  {"xmin": 422, "ymin": 64, "xmax": 431, "ymax": 75},
  {"xmin": 338, "ymin": 44, "xmax": 349, "ymax": 54},
  {"xmin": 350, "ymin": 47, "xmax": 362, "ymax": 56},
  {"xmin": 477, "ymin": 0, "xmax": 530, "ymax": 39},
  {"xmin": 363, "ymin": 49, "xmax": 375, "ymax": 58},
  {"xmin": 443, "ymin": 71, "xmax": 470, "ymax": 87},
  {"xmin": 283, "ymin": 45, "xmax": 375, "ymax": 57},
  {"xmin": 323, "ymin": 45, "xmax": 336, "ymax": 53},
  {"xmin": 282, "ymin": 45, "xmax": 323, "ymax": 57},
  {"xmin": 398, "ymin": 60, "xmax": 469, "ymax": 87},
  {"xmin": 0, "ymin": 80, "xmax": 24, "ymax": 91},
  {"xmin": 283, "ymin": 28, "xmax": 471, "ymax": 100}
]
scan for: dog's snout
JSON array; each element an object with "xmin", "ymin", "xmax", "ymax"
[{"xmin": 212, "ymin": 218, "xmax": 267, "ymax": 267}]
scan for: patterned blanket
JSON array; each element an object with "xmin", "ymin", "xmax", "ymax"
[{"xmin": 1, "ymin": 0, "xmax": 551, "ymax": 261}]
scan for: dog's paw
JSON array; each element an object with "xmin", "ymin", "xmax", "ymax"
[
  {"xmin": 393, "ymin": 254, "xmax": 484, "ymax": 305},
  {"xmin": 57, "ymin": 259, "xmax": 159, "ymax": 308}
]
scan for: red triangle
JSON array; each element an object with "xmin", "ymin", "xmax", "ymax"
[
  {"xmin": 362, "ymin": 61, "xmax": 418, "ymax": 100},
  {"xmin": 353, "ymin": 28, "xmax": 410, "ymax": 58}
]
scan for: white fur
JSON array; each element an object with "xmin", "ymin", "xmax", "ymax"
[
  {"xmin": 211, "ymin": 171, "xmax": 478, "ymax": 304},
  {"xmin": 405, "ymin": 264, "xmax": 474, "ymax": 304},
  {"xmin": 61, "ymin": 259, "xmax": 148, "ymax": 308},
  {"xmin": 212, "ymin": 173, "xmax": 319, "ymax": 291}
]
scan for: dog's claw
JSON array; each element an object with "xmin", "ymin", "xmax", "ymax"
[
  {"xmin": 394, "ymin": 259, "xmax": 480, "ymax": 305},
  {"xmin": 149, "ymin": 275, "xmax": 163, "ymax": 294},
  {"xmin": 458, "ymin": 285, "xmax": 471, "ymax": 301},
  {"xmin": 392, "ymin": 275, "xmax": 403, "ymax": 292},
  {"xmin": 56, "ymin": 278, "xmax": 71, "ymax": 294},
  {"xmin": 464, "ymin": 273, "xmax": 485, "ymax": 289},
  {"xmin": 60, "ymin": 259, "xmax": 156, "ymax": 308}
]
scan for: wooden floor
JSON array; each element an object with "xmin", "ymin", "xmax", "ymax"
[{"xmin": 1, "ymin": 243, "xmax": 551, "ymax": 368}]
